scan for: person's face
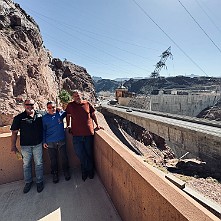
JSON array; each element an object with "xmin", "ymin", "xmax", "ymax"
[
  {"xmin": 47, "ymin": 103, "xmax": 56, "ymax": 114},
  {"xmin": 73, "ymin": 92, "xmax": 82, "ymax": 104},
  {"xmin": 24, "ymin": 100, "xmax": 35, "ymax": 114}
]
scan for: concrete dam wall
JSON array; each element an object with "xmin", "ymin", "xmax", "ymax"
[{"xmin": 119, "ymin": 93, "xmax": 220, "ymax": 117}]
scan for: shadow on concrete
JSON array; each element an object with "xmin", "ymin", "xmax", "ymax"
[{"xmin": 103, "ymin": 115, "xmax": 142, "ymax": 155}]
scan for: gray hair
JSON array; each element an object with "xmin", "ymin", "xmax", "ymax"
[
  {"xmin": 24, "ymin": 98, "xmax": 34, "ymax": 104},
  {"xmin": 72, "ymin": 90, "xmax": 81, "ymax": 94}
]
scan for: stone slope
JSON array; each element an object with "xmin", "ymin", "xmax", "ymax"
[
  {"xmin": 51, "ymin": 58, "xmax": 95, "ymax": 101},
  {"xmin": 0, "ymin": 0, "xmax": 95, "ymax": 126},
  {"xmin": 0, "ymin": 0, "xmax": 58, "ymax": 126}
]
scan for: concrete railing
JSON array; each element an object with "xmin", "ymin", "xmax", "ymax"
[
  {"xmin": 94, "ymin": 130, "xmax": 219, "ymax": 221},
  {"xmin": 0, "ymin": 130, "xmax": 79, "ymax": 185},
  {"xmin": 0, "ymin": 129, "xmax": 219, "ymax": 220}
]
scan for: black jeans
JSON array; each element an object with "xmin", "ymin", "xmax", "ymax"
[{"xmin": 47, "ymin": 141, "xmax": 69, "ymax": 174}]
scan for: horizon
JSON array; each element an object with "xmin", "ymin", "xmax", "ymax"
[
  {"xmin": 93, "ymin": 74, "xmax": 221, "ymax": 81},
  {"xmin": 15, "ymin": 0, "xmax": 221, "ymax": 79}
]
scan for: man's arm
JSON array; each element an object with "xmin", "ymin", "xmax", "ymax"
[
  {"xmin": 42, "ymin": 119, "xmax": 48, "ymax": 149},
  {"xmin": 60, "ymin": 110, "xmax": 67, "ymax": 120},
  {"xmin": 11, "ymin": 130, "xmax": 19, "ymax": 153},
  {"xmin": 91, "ymin": 112, "xmax": 104, "ymax": 130},
  {"xmin": 66, "ymin": 114, "xmax": 71, "ymax": 128},
  {"xmin": 66, "ymin": 114, "xmax": 72, "ymax": 133}
]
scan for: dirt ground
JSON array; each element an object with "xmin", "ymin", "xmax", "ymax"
[{"xmin": 96, "ymin": 112, "xmax": 221, "ymax": 206}]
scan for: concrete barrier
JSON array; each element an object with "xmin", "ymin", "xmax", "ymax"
[
  {"xmin": 0, "ymin": 128, "xmax": 219, "ymax": 220},
  {"xmin": 103, "ymin": 107, "xmax": 221, "ymax": 175},
  {"xmin": 0, "ymin": 130, "xmax": 79, "ymax": 185},
  {"xmin": 94, "ymin": 130, "xmax": 219, "ymax": 221}
]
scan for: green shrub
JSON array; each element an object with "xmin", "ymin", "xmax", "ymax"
[{"xmin": 58, "ymin": 90, "xmax": 71, "ymax": 104}]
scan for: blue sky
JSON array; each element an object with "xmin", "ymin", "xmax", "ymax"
[{"xmin": 15, "ymin": 0, "xmax": 221, "ymax": 79}]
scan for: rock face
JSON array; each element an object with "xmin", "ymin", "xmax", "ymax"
[
  {"xmin": 51, "ymin": 58, "xmax": 95, "ymax": 102},
  {"xmin": 0, "ymin": 0, "xmax": 95, "ymax": 126},
  {"xmin": 94, "ymin": 76, "xmax": 221, "ymax": 95},
  {"xmin": 94, "ymin": 79, "xmax": 120, "ymax": 92},
  {"xmin": 197, "ymin": 99, "xmax": 221, "ymax": 121},
  {"xmin": 102, "ymin": 110, "xmax": 175, "ymax": 159},
  {"xmin": 0, "ymin": 0, "xmax": 58, "ymax": 126},
  {"xmin": 124, "ymin": 76, "xmax": 221, "ymax": 95}
]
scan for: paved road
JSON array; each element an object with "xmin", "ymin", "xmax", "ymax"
[{"xmin": 102, "ymin": 104, "xmax": 221, "ymax": 138}]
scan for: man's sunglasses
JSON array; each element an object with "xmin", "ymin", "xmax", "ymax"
[
  {"xmin": 47, "ymin": 106, "xmax": 56, "ymax": 109},
  {"xmin": 25, "ymin": 104, "xmax": 34, "ymax": 106}
]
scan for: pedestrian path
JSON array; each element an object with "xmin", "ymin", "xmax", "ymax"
[{"xmin": 0, "ymin": 168, "xmax": 121, "ymax": 221}]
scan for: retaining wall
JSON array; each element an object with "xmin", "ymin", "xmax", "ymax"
[
  {"xmin": 118, "ymin": 94, "xmax": 220, "ymax": 117},
  {"xmin": 94, "ymin": 130, "xmax": 219, "ymax": 221},
  {"xmin": 0, "ymin": 130, "xmax": 79, "ymax": 185},
  {"xmin": 103, "ymin": 107, "xmax": 221, "ymax": 174}
]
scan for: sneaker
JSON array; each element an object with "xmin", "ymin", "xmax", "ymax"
[
  {"xmin": 82, "ymin": 172, "xmax": 88, "ymax": 182},
  {"xmin": 53, "ymin": 173, "xmax": 59, "ymax": 183},
  {"xmin": 37, "ymin": 182, "xmax": 44, "ymax": 193},
  {"xmin": 88, "ymin": 171, "xmax": 94, "ymax": 179},
  {"xmin": 64, "ymin": 171, "xmax": 71, "ymax": 181},
  {"xmin": 23, "ymin": 181, "xmax": 33, "ymax": 194}
]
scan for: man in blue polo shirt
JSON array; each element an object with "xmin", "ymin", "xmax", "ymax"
[
  {"xmin": 11, "ymin": 99, "xmax": 44, "ymax": 193},
  {"xmin": 42, "ymin": 101, "xmax": 70, "ymax": 183}
]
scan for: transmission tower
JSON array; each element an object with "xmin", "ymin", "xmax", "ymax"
[{"xmin": 150, "ymin": 47, "xmax": 172, "ymax": 78}]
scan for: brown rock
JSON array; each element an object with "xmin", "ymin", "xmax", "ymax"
[{"xmin": 0, "ymin": 0, "xmax": 95, "ymax": 126}]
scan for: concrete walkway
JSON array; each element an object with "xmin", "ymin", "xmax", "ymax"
[{"xmin": 0, "ymin": 169, "xmax": 121, "ymax": 221}]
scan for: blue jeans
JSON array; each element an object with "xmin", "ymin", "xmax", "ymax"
[
  {"xmin": 21, "ymin": 143, "xmax": 43, "ymax": 183},
  {"xmin": 73, "ymin": 136, "xmax": 94, "ymax": 174}
]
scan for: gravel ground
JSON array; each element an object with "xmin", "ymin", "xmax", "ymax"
[{"xmin": 97, "ymin": 111, "xmax": 221, "ymax": 206}]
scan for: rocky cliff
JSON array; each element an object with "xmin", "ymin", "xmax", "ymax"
[
  {"xmin": 0, "ymin": 0, "xmax": 94, "ymax": 126},
  {"xmin": 51, "ymin": 58, "xmax": 94, "ymax": 101},
  {"xmin": 94, "ymin": 78, "xmax": 120, "ymax": 92},
  {"xmin": 124, "ymin": 76, "xmax": 221, "ymax": 94},
  {"xmin": 94, "ymin": 76, "xmax": 221, "ymax": 94}
]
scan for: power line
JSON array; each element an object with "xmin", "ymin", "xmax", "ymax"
[
  {"xmin": 131, "ymin": 0, "xmax": 209, "ymax": 76},
  {"xmin": 24, "ymin": 7, "xmax": 151, "ymax": 73},
  {"xmin": 25, "ymin": 7, "xmax": 159, "ymax": 62},
  {"xmin": 178, "ymin": 0, "xmax": 221, "ymax": 55},
  {"xmin": 195, "ymin": 0, "xmax": 221, "ymax": 36},
  {"xmin": 42, "ymin": 32, "xmax": 137, "ymax": 76},
  {"xmin": 26, "ymin": 0, "xmax": 166, "ymax": 50}
]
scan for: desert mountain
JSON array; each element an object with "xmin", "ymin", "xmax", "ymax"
[
  {"xmin": 94, "ymin": 78, "xmax": 120, "ymax": 93},
  {"xmin": 94, "ymin": 76, "xmax": 221, "ymax": 94},
  {"xmin": 0, "ymin": 0, "xmax": 94, "ymax": 126}
]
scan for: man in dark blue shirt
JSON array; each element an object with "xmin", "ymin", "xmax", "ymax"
[
  {"xmin": 11, "ymin": 99, "xmax": 44, "ymax": 193},
  {"xmin": 42, "ymin": 101, "xmax": 70, "ymax": 183}
]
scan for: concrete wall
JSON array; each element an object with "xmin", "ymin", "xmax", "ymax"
[
  {"xmin": 118, "ymin": 97, "xmax": 130, "ymax": 106},
  {"xmin": 0, "ymin": 130, "xmax": 79, "ymax": 185},
  {"xmin": 119, "ymin": 94, "xmax": 220, "ymax": 117},
  {"xmin": 151, "ymin": 94, "xmax": 219, "ymax": 116},
  {"xmin": 104, "ymin": 107, "xmax": 221, "ymax": 173},
  {"xmin": 118, "ymin": 97, "xmax": 150, "ymax": 109},
  {"xmin": 94, "ymin": 130, "xmax": 219, "ymax": 221},
  {"xmin": 0, "ymin": 128, "xmax": 219, "ymax": 220}
]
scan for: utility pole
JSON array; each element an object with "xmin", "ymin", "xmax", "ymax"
[{"xmin": 150, "ymin": 47, "xmax": 172, "ymax": 78}]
